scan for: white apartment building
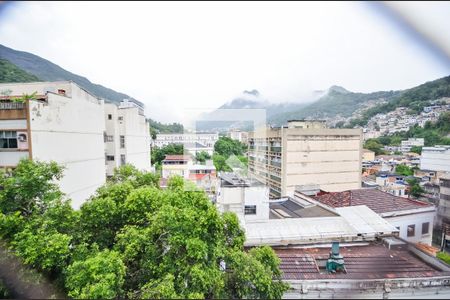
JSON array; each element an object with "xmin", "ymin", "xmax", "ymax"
[
  {"xmin": 0, "ymin": 81, "xmax": 106, "ymax": 208},
  {"xmin": 420, "ymin": 145, "xmax": 450, "ymax": 173},
  {"xmin": 400, "ymin": 138, "xmax": 424, "ymax": 153},
  {"xmin": 248, "ymin": 120, "xmax": 362, "ymax": 198},
  {"xmin": 104, "ymin": 100, "xmax": 151, "ymax": 176},
  {"xmin": 153, "ymin": 132, "xmax": 218, "ymax": 155},
  {"xmin": 228, "ymin": 129, "xmax": 249, "ymax": 144}
]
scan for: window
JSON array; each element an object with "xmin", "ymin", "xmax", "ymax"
[
  {"xmin": 118, "ymin": 116, "xmax": 123, "ymax": 121},
  {"xmin": 244, "ymin": 205, "xmax": 257, "ymax": 215},
  {"xmin": 422, "ymin": 222, "xmax": 430, "ymax": 235},
  {"xmin": 105, "ymin": 135, "xmax": 114, "ymax": 142},
  {"xmin": 407, "ymin": 224, "xmax": 415, "ymax": 237},
  {"xmin": 106, "ymin": 155, "xmax": 115, "ymax": 161},
  {"xmin": 120, "ymin": 136, "xmax": 125, "ymax": 148},
  {"xmin": 0, "ymin": 131, "xmax": 18, "ymax": 149},
  {"xmin": 120, "ymin": 154, "xmax": 126, "ymax": 165},
  {"xmin": 108, "ymin": 114, "xmax": 112, "ymax": 120}
]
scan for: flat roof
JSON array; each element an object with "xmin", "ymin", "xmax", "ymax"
[
  {"xmin": 275, "ymin": 241, "xmax": 450, "ymax": 280},
  {"xmin": 311, "ymin": 188, "xmax": 433, "ymax": 214}
]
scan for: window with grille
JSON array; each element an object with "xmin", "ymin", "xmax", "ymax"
[
  {"xmin": 0, "ymin": 131, "xmax": 18, "ymax": 149},
  {"xmin": 120, "ymin": 136, "xmax": 125, "ymax": 148},
  {"xmin": 244, "ymin": 205, "xmax": 257, "ymax": 215}
]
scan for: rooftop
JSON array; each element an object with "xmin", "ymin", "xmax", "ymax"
[
  {"xmin": 275, "ymin": 241, "xmax": 450, "ymax": 280},
  {"xmin": 311, "ymin": 188, "xmax": 433, "ymax": 214},
  {"xmin": 269, "ymin": 198, "xmax": 337, "ymax": 219},
  {"xmin": 163, "ymin": 155, "xmax": 192, "ymax": 161}
]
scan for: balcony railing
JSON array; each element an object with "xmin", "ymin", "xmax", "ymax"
[
  {"xmin": 0, "ymin": 102, "xmax": 25, "ymax": 110},
  {"xmin": 270, "ymin": 146, "xmax": 282, "ymax": 152}
]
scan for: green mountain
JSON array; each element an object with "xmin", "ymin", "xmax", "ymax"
[
  {"xmin": 148, "ymin": 118, "xmax": 184, "ymax": 139},
  {"xmin": 269, "ymin": 89, "xmax": 400, "ymax": 124},
  {"xmin": 0, "ymin": 44, "xmax": 139, "ymax": 104},
  {"xmin": 0, "ymin": 59, "xmax": 40, "ymax": 83},
  {"xmin": 269, "ymin": 75, "xmax": 450, "ymax": 125}
]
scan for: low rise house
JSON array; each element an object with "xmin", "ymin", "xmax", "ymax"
[
  {"xmin": 297, "ymin": 188, "xmax": 436, "ymax": 245},
  {"xmin": 216, "ymin": 173, "xmax": 398, "ymax": 247}
]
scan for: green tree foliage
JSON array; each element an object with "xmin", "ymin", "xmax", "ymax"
[
  {"xmin": 151, "ymin": 143, "xmax": 184, "ymax": 169},
  {"xmin": 213, "ymin": 137, "xmax": 248, "ymax": 171},
  {"xmin": 395, "ymin": 164, "xmax": 414, "ymax": 176},
  {"xmin": 214, "ymin": 136, "xmax": 246, "ymax": 157},
  {"xmin": 0, "ymin": 59, "xmax": 40, "ymax": 83},
  {"xmin": 363, "ymin": 139, "xmax": 386, "ymax": 155},
  {"xmin": 410, "ymin": 146, "xmax": 422, "ymax": 154},
  {"xmin": 0, "ymin": 160, "xmax": 288, "ymax": 299},
  {"xmin": 0, "ymin": 159, "xmax": 64, "ymax": 216},
  {"xmin": 148, "ymin": 119, "xmax": 184, "ymax": 139},
  {"xmin": 195, "ymin": 150, "xmax": 211, "ymax": 163},
  {"xmin": 212, "ymin": 154, "xmax": 232, "ymax": 172},
  {"xmin": 65, "ymin": 250, "xmax": 126, "ymax": 299},
  {"xmin": 406, "ymin": 178, "xmax": 425, "ymax": 198}
]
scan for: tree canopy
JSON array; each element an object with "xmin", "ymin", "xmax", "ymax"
[{"xmin": 0, "ymin": 159, "xmax": 288, "ymax": 299}]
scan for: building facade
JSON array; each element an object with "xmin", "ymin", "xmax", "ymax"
[
  {"xmin": 104, "ymin": 100, "xmax": 151, "ymax": 177},
  {"xmin": 400, "ymin": 138, "xmax": 424, "ymax": 153},
  {"xmin": 228, "ymin": 129, "xmax": 248, "ymax": 144},
  {"xmin": 0, "ymin": 81, "xmax": 106, "ymax": 208},
  {"xmin": 248, "ymin": 120, "xmax": 362, "ymax": 198},
  {"xmin": 153, "ymin": 132, "xmax": 218, "ymax": 155},
  {"xmin": 420, "ymin": 145, "xmax": 450, "ymax": 172}
]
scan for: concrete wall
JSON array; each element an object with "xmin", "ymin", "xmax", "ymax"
[
  {"xmin": 29, "ymin": 83, "xmax": 106, "ymax": 208},
  {"xmin": 283, "ymin": 130, "xmax": 362, "ymax": 194},
  {"xmin": 217, "ymin": 184, "xmax": 270, "ymax": 222},
  {"xmin": 421, "ymin": 147, "xmax": 450, "ymax": 172},
  {"xmin": 104, "ymin": 103, "xmax": 151, "ymax": 176},
  {"xmin": 118, "ymin": 107, "xmax": 151, "ymax": 172},
  {"xmin": 384, "ymin": 211, "xmax": 435, "ymax": 245}
]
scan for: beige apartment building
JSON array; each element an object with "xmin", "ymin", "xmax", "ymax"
[{"xmin": 248, "ymin": 120, "xmax": 362, "ymax": 198}]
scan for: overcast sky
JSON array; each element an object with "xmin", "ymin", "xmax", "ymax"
[{"xmin": 0, "ymin": 1, "xmax": 449, "ymax": 122}]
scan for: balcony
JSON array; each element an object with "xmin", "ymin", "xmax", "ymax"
[
  {"xmin": 270, "ymin": 146, "xmax": 282, "ymax": 152},
  {"xmin": 0, "ymin": 101, "xmax": 26, "ymax": 120},
  {"xmin": 0, "ymin": 102, "xmax": 25, "ymax": 109}
]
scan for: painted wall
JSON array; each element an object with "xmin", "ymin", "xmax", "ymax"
[
  {"xmin": 29, "ymin": 83, "xmax": 106, "ymax": 208},
  {"xmin": 384, "ymin": 211, "xmax": 435, "ymax": 245},
  {"xmin": 118, "ymin": 107, "xmax": 151, "ymax": 172}
]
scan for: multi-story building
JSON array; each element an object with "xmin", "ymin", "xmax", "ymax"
[
  {"xmin": 104, "ymin": 100, "xmax": 151, "ymax": 176},
  {"xmin": 420, "ymin": 145, "xmax": 450, "ymax": 172},
  {"xmin": 153, "ymin": 132, "xmax": 218, "ymax": 155},
  {"xmin": 228, "ymin": 129, "xmax": 248, "ymax": 144},
  {"xmin": 400, "ymin": 138, "xmax": 424, "ymax": 153},
  {"xmin": 438, "ymin": 175, "xmax": 450, "ymax": 228},
  {"xmin": 0, "ymin": 81, "xmax": 106, "ymax": 208},
  {"xmin": 248, "ymin": 120, "xmax": 362, "ymax": 198}
]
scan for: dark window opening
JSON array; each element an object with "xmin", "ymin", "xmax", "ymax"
[
  {"xmin": 422, "ymin": 222, "xmax": 429, "ymax": 235},
  {"xmin": 407, "ymin": 224, "xmax": 415, "ymax": 237},
  {"xmin": 244, "ymin": 205, "xmax": 257, "ymax": 215}
]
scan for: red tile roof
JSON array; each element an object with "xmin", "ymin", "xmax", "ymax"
[
  {"xmin": 311, "ymin": 188, "xmax": 432, "ymax": 214},
  {"xmin": 163, "ymin": 155, "xmax": 191, "ymax": 161},
  {"xmin": 275, "ymin": 244, "xmax": 450, "ymax": 280}
]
